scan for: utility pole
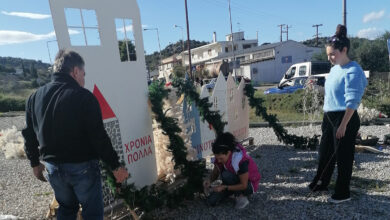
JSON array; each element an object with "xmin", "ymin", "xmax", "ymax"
[
  {"xmin": 284, "ymin": 25, "xmax": 292, "ymax": 41},
  {"xmin": 174, "ymin": 24, "xmax": 185, "ymax": 53},
  {"xmin": 228, "ymin": 0, "xmax": 236, "ymax": 78},
  {"xmin": 312, "ymin": 24, "xmax": 323, "ymax": 46},
  {"xmin": 46, "ymin": 40, "xmax": 57, "ymax": 65},
  {"xmin": 342, "ymin": 0, "xmax": 347, "ymax": 27},
  {"xmin": 278, "ymin": 24, "xmax": 285, "ymax": 42},
  {"xmin": 144, "ymin": 28, "xmax": 162, "ymax": 79},
  {"xmin": 184, "ymin": 0, "xmax": 193, "ymax": 79}
]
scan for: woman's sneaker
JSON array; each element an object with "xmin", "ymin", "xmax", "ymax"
[
  {"xmin": 235, "ymin": 196, "xmax": 249, "ymax": 209},
  {"xmin": 328, "ymin": 194, "xmax": 351, "ymax": 204}
]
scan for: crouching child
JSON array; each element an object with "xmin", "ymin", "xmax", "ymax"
[{"xmin": 204, "ymin": 132, "xmax": 261, "ymax": 209}]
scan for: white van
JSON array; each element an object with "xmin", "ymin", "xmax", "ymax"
[{"xmin": 279, "ymin": 61, "xmax": 331, "ymax": 87}]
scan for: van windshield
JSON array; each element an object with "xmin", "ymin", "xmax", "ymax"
[
  {"xmin": 285, "ymin": 67, "xmax": 296, "ymax": 79},
  {"xmin": 311, "ymin": 62, "xmax": 331, "ymax": 75}
]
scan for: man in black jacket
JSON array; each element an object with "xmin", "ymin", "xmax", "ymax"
[{"xmin": 22, "ymin": 49, "xmax": 128, "ymax": 220}]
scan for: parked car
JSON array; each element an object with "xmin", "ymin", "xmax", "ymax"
[
  {"xmin": 264, "ymin": 77, "xmax": 307, "ymax": 94},
  {"xmin": 205, "ymin": 78, "xmax": 217, "ymax": 89},
  {"xmin": 265, "ymin": 76, "xmax": 325, "ymax": 95}
]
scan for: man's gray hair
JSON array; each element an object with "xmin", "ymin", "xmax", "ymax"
[{"xmin": 53, "ymin": 49, "xmax": 85, "ymax": 74}]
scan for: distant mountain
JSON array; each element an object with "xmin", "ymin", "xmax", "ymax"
[
  {"xmin": 0, "ymin": 57, "xmax": 51, "ymax": 73},
  {"xmin": 0, "ymin": 57, "xmax": 52, "ymax": 95},
  {"xmin": 301, "ymin": 37, "xmax": 329, "ymax": 48}
]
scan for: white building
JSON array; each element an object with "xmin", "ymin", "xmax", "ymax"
[
  {"xmin": 240, "ymin": 41, "xmax": 322, "ymax": 84},
  {"xmin": 180, "ymin": 32, "xmax": 321, "ymax": 84},
  {"xmin": 158, "ymin": 54, "xmax": 182, "ymax": 81},
  {"xmin": 181, "ymin": 32, "xmax": 258, "ymax": 74},
  {"xmin": 207, "ymin": 40, "xmax": 322, "ymax": 84}
]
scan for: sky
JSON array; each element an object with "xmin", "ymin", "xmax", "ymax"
[{"xmin": 0, "ymin": 0, "xmax": 389, "ymax": 64}]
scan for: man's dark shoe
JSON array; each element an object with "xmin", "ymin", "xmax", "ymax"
[{"xmin": 308, "ymin": 182, "xmax": 328, "ymax": 192}]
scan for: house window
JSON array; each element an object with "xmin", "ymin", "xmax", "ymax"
[
  {"xmin": 233, "ymin": 45, "xmax": 238, "ymax": 51},
  {"xmin": 213, "ymin": 97, "xmax": 218, "ymax": 109},
  {"xmin": 208, "ymin": 49, "xmax": 212, "ymax": 56},
  {"xmin": 237, "ymin": 56, "xmax": 245, "ymax": 62},
  {"xmin": 64, "ymin": 8, "xmax": 101, "ymax": 46},
  {"xmin": 115, "ymin": 18, "xmax": 137, "ymax": 62},
  {"xmin": 225, "ymin": 47, "xmax": 229, "ymax": 53},
  {"xmin": 243, "ymin": 44, "xmax": 251, "ymax": 49}
]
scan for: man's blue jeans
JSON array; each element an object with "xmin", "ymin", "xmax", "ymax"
[{"xmin": 44, "ymin": 160, "xmax": 104, "ymax": 220}]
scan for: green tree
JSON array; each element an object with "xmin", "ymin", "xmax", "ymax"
[
  {"xmin": 172, "ymin": 65, "xmax": 186, "ymax": 78},
  {"xmin": 145, "ymin": 40, "xmax": 208, "ymax": 72},
  {"xmin": 312, "ymin": 49, "xmax": 328, "ymax": 62},
  {"xmin": 304, "ymin": 32, "xmax": 390, "ymax": 72},
  {"xmin": 118, "ymin": 40, "xmax": 137, "ymax": 62},
  {"xmin": 355, "ymin": 33, "xmax": 390, "ymax": 72}
]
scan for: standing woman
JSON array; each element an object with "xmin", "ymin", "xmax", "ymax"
[{"xmin": 309, "ymin": 24, "xmax": 367, "ymax": 203}]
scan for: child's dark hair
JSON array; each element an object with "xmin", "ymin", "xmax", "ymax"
[
  {"xmin": 212, "ymin": 132, "xmax": 237, "ymax": 154},
  {"xmin": 326, "ymin": 24, "xmax": 350, "ymax": 53}
]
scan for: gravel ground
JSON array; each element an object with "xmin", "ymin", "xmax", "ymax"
[
  {"xmin": 1, "ymin": 116, "xmax": 390, "ymax": 219},
  {"xmin": 0, "ymin": 115, "xmax": 53, "ymax": 219}
]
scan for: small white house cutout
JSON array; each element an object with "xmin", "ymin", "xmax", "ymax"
[{"xmin": 49, "ymin": 0, "xmax": 157, "ymax": 191}]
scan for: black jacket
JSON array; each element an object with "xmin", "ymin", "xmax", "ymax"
[{"xmin": 22, "ymin": 72, "xmax": 120, "ymax": 169}]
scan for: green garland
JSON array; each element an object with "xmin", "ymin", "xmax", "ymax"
[
  {"xmin": 244, "ymin": 83, "xmax": 319, "ymax": 150},
  {"xmin": 102, "ymin": 78, "xmax": 319, "ymax": 214},
  {"xmin": 102, "ymin": 81, "xmax": 206, "ymax": 212},
  {"xmin": 171, "ymin": 77, "xmax": 226, "ymax": 135}
]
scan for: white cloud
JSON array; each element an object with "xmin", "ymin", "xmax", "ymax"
[
  {"xmin": 363, "ymin": 10, "xmax": 385, "ymax": 23},
  {"xmin": 68, "ymin": 29, "xmax": 80, "ymax": 35},
  {"xmin": 0, "ymin": 30, "xmax": 79, "ymax": 45},
  {"xmin": 1, "ymin": 10, "xmax": 51, "ymax": 19},
  {"xmin": 116, "ymin": 24, "xmax": 148, "ymax": 33},
  {"xmin": 356, "ymin": 27, "xmax": 383, "ymax": 40},
  {"xmin": 117, "ymin": 25, "xmax": 133, "ymax": 33}
]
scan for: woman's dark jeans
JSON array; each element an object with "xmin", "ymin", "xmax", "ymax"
[
  {"xmin": 207, "ymin": 170, "xmax": 253, "ymax": 206},
  {"xmin": 311, "ymin": 111, "xmax": 360, "ymax": 198}
]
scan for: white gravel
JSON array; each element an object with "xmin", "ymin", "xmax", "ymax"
[{"xmin": 1, "ymin": 116, "xmax": 390, "ymax": 219}]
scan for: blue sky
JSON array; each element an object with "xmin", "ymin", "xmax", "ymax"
[{"xmin": 0, "ymin": 0, "xmax": 389, "ymax": 64}]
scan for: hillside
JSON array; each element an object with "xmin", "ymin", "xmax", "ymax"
[
  {"xmin": 145, "ymin": 40, "xmax": 208, "ymax": 71},
  {"xmin": 301, "ymin": 32, "xmax": 390, "ymax": 72},
  {"xmin": 0, "ymin": 57, "xmax": 51, "ymax": 112}
]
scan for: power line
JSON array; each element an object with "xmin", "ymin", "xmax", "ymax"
[{"xmin": 202, "ymin": 0, "xmax": 314, "ymax": 27}]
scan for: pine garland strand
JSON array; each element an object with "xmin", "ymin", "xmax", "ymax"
[
  {"xmin": 102, "ymin": 81, "xmax": 206, "ymax": 213},
  {"xmin": 101, "ymin": 78, "xmax": 319, "ymax": 215},
  {"xmin": 244, "ymin": 83, "xmax": 319, "ymax": 150},
  {"xmin": 172, "ymin": 77, "xmax": 226, "ymax": 135}
]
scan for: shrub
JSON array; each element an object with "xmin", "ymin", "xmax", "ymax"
[
  {"xmin": 362, "ymin": 77, "xmax": 390, "ymax": 114},
  {"xmin": 0, "ymin": 94, "xmax": 26, "ymax": 112}
]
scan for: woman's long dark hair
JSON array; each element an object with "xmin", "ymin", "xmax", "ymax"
[
  {"xmin": 212, "ymin": 132, "xmax": 237, "ymax": 154},
  {"xmin": 326, "ymin": 24, "xmax": 350, "ymax": 53}
]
